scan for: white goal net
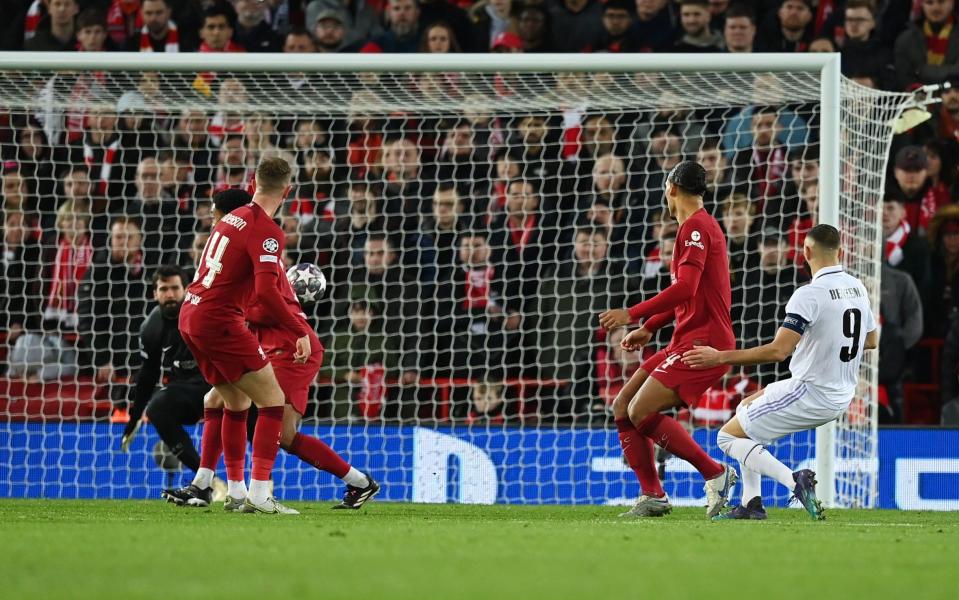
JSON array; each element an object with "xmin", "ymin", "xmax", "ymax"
[{"xmin": 0, "ymin": 54, "xmax": 909, "ymax": 508}]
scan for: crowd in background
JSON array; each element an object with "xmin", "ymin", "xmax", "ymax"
[{"xmin": 0, "ymin": 0, "xmax": 957, "ymax": 425}]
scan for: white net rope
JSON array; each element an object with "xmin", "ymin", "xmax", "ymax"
[{"xmin": 0, "ymin": 66, "xmax": 907, "ymax": 507}]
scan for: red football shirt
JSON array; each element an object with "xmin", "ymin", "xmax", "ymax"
[
  {"xmin": 667, "ymin": 208, "xmax": 736, "ymax": 352},
  {"xmin": 180, "ymin": 202, "xmax": 285, "ymax": 334},
  {"xmin": 246, "ymin": 263, "xmax": 320, "ymax": 355}
]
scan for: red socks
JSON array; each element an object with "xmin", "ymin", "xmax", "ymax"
[
  {"xmin": 251, "ymin": 406, "xmax": 284, "ymax": 481},
  {"xmin": 289, "ymin": 432, "xmax": 351, "ymax": 479},
  {"xmin": 616, "ymin": 418, "xmax": 665, "ymax": 498},
  {"xmin": 635, "ymin": 413, "xmax": 724, "ymax": 480},
  {"xmin": 199, "ymin": 407, "xmax": 224, "ymax": 471},
  {"xmin": 221, "ymin": 408, "xmax": 248, "ymax": 482}
]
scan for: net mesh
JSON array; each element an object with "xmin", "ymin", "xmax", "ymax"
[{"xmin": 0, "ymin": 65, "xmax": 908, "ymax": 508}]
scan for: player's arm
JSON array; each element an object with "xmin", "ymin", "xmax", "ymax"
[
  {"xmin": 864, "ymin": 328, "xmax": 879, "ymax": 350},
  {"xmin": 683, "ymin": 327, "xmax": 802, "ymax": 368},
  {"xmin": 122, "ymin": 316, "xmax": 162, "ymax": 451},
  {"xmin": 249, "ymin": 231, "xmax": 312, "ymax": 361},
  {"xmin": 253, "ymin": 270, "xmax": 311, "ymax": 341}
]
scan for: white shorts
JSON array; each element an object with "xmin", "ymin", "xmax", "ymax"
[{"xmin": 737, "ymin": 378, "xmax": 846, "ymax": 446}]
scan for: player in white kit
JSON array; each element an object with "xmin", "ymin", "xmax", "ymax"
[{"xmin": 682, "ymin": 224, "xmax": 878, "ymax": 521}]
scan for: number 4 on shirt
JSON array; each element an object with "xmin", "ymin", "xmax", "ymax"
[{"xmin": 195, "ymin": 231, "xmax": 231, "ymax": 288}]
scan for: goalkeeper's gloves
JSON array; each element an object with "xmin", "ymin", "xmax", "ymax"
[{"xmin": 120, "ymin": 419, "xmax": 143, "ymax": 453}]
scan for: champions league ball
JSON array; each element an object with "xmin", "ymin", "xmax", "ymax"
[{"xmin": 286, "ymin": 263, "xmax": 327, "ymax": 305}]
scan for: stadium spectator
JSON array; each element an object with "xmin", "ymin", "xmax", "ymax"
[
  {"xmin": 198, "ymin": 1, "xmax": 241, "ymax": 52},
  {"xmin": 422, "ymin": 183, "xmax": 466, "ymax": 273},
  {"xmin": 283, "ymin": 25, "xmax": 317, "ymax": 52},
  {"xmin": 419, "ymin": 20, "xmax": 461, "ymax": 53},
  {"xmin": 40, "ymin": 199, "xmax": 92, "ymax": 332},
  {"xmin": 883, "ymin": 195, "xmax": 932, "ymax": 293},
  {"xmin": 470, "ymin": 0, "xmax": 516, "ymax": 51},
  {"xmin": 171, "ymin": 109, "xmax": 214, "ymax": 195},
  {"xmin": 214, "ymin": 133, "xmax": 249, "ymax": 190},
  {"xmin": 0, "ymin": 208, "xmax": 41, "ymax": 341},
  {"xmin": 888, "ymin": 145, "xmax": 949, "ymax": 233},
  {"xmin": 233, "ymin": 0, "xmax": 282, "ymax": 51},
  {"xmin": 363, "ymin": 0, "xmax": 421, "ymax": 52},
  {"xmin": 697, "ymin": 136, "xmax": 736, "ymax": 216},
  {"xmin": 24, "ymin": 0, "xmax": 77, "ymax": 51},
  {"xmin": 809, "ymin": 36, "xmax": 836, "ymax": 52},
  {"xmin": 787, "ymin": 180, "xmax": 818, "ymax": 265},
  {"xmin": 77, "ymin": 215, "xmax": 148, "ymax": 385},
  {"xmin": 584, "ymin": 0, "xmax": 635, "ymax": 52},
  {"xmin": 879, "ymin": 263, "xmax": 924, "ymax": 423},
  {"xmin": 380, "ymin": 135, "xmax": 432, "ymax": 234},
  {"xmin": 308, "ymin": 10, "xmax": 346, "ymax": 52},
  {"xmin": 75, "ymin": 8, "xmax": 109, "ymax": 52},
  {"xmin": 536, "ymin": 226, "xmax": 635, "ymax": 418},
  {"xmin": 722, "ymin": 2, "xmax": 756, "ymax": 52},
  {"xmin": 320, "ymin": 300, "xmax": 399, "ymax": 419},
  {"xmin": 305, "ymin": 0, "xmax": 383, "ymax": 49},
  {"xmin": 546, "ymin": 0, "xmax": 603, "ymax": 53},
  {"xmin": 756, "ymin": 0, "xmax": 814, "ymax": 52},
  {"xmin": 138, "ymin": 0, "xmax": 181, "ymax": 52},
  {"xmin": 894, "ymin": 0, "xmax": 959, "ymax": 90},
  {"xmin": 9, "ymin": 116, "xmax": 55, "ymax": 210},
  {"xmin": 77, "ymin": 104, "xmax": 125, "ymax": 208},
  {"xmin": 2, "ymin": 168, "xmax": 30, "ymax": 215},
  {"xmin": 130, "ymin": 156, "xmax": 182, "ymax": 265},
  {"xmin": 516, "ymin": 3, "xmax": 551, "ymax": 52},
  {"xmin": 491, "ymin": 30, "xmax": 523, "ymax": 52},
  {"xmin": 926, "ymin": 205, "xmax": 959, "ymax": 337},
  {"xmin": 630, "ymin": 0, "xmax": 678, "ymax": 52},
  {"xmin": 673, "ymin": 0, "xmax": 723, "ymax": 52},
  {"xmin": 732, "ymin": 106, "xmax": 788, "ymax": 202},
  {"xmin": 923, "ymin": 140, "xmax": 953, "ymax": 198},
  {"xmin": 722, "ymin": 193, "xmax": 759, "ymax": 285},
  {"xmin": 840, "ymin": 0, "xmax": 892, "ymax": 84}
]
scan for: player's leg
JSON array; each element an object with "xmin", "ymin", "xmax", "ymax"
[
  {"xmin": 226, "ymin": 364, "xmax": 297, "ymax": 513},
  {"xmin": 166, "ymin": 388, "xmax": 230, "ymax": 507},
  {"xmin": 711, "ymin": 389, "xmax": 768, "ymax": 520},
  {"xmin": 612, "ymin": 364, "xmax": 668, "ymax": 515},
  {"xmin": 144, "ymin": 386, "xmax": 202, "ymax": 473},
  {"xmin": 214, "ymin": 382, "xmax": 256, "ymax": 506}
]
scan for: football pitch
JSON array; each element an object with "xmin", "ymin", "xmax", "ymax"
[{"xmin": 1, "ymin": 501, "xmax": 955, "ymax": 600}]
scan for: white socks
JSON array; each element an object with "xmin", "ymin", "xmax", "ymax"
[
  {"xmin": 343, "ymin": 467, "xmax": 369, "ymax": 488},
  {"xmin": 717, "ymin": 431, "xmax": 795, "ymax": 491},
  {"xmin": 248, "ymin": 479, "xmax": 271, "ymax": 504},
  {"xmin": 193, "ymin": 467, "xmax": 215, "ymax": 490},
  {"xmin": 227, "ymin": 480, "xmax": 248, "ymax": 500},
  {"xmin": 739, "ymin": 465, "xmax": 761, "ymax": 503}
]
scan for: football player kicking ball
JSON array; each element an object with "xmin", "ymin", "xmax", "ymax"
[
  {"xmin": 167, "ymin": 189, "xmax": 379, "ymax": 511},
  {"xmin": 178, "ymin": 157, "xmax": 312, "ymax": 515},
  {"xmin": 683, "ymin": 224, "xmax": 877, "ymax": 521},
  {"xmin": 599, "ymin": 161, "xmax": 737, "ymax": 519}
]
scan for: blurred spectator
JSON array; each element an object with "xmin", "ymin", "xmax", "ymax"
[
  {"xmin": 172, "ymin": 109, "xmax": 214, "ymax": 195},
  {"xmin": 630, "ymin": 0, "xmax": 678, "ymax": 52},
  {"xmin": 283, "ymin": 25, "xmax": 318, "ymax": 52},
  {"xmin": 536, "ymin": 226, "xmax": 633, "ymax": 417},
  {"xmin": 198, "ymin": 1, "xmax": 242, "ymax": 52},
  {"xmin": 887, "ymin": 145, "xmax": 948, "ymax": 233},
  {"xmin": 491, "ymin": 30, "xmax": 523, "ymax": 52},
  {"xmin": 214, "ymin": 133, "xmax": 249, "ymax": 190},
  {"xmin": 840, "ymin": 0, "xmax": 892, "ymax": 84},
  {"xmin": 25, "ymin": 0, "xmax": 77, "ymax": 51},
  {"xmin": 306, "ymin": 0, "xmax": 383, "ymax": 49},
  {"xmin": 548, "ymin": 0, "xmax": 603, "ymax": 53},
  {"xmin": 722, "ymin": 2, "xmax": 756, "ymax": 52},
  {"xmin": 722, "ymin": 193, "xmax": 759, "ymax": 284},
  {"xmin": 363, "ymin": 0, "xmax": 421, "ymax": 52},
  {"xmin": 420, "ymin": 20, "xmax": 462, "ymax": 52},
  {"xmin": 595, "ymin": 327, "xmax": 642, "ymax": 411},
  {"xmin": 722, "ymin": 77, "xmax": 809, "ymax": 156},
  {"xmin": 9, "ymin": 116, "xmax": 55, "ymax": 217},
  {"xmin": 312, "ymin": 10, "xmax": 348, "ymax": 52},
  {"xmin": 320, "ymin": 300, "xmax": 399, "ymax": 419},
  {"xmin": 516, "ymin": 3, "xmax": 551, "ymax": 52},
  {"xmin": 0, "ymin": 209, "xmax": 41, "ymax": 341},
  {"xmin": 732, "ymin": 106, "xmax": 787, "ymax": 201},
  {"xmin": 234, "ymin": 0, "xmax": 282, "ymax": 51},
  {"xmin": 786, "ymin": 180, "xmax": 818, "ymax": 264},
  {"xmin": 756, "ymin": 0, "xmax": 814, "ymax": 52},
  {"xmin": 471, "ymin": 0, "xmax": 517, "ymax": 51},
  {"xmin": 420, "ymin": 0, "xmax": 477, "ymax": 52},
  {"xmin": 585, "ymin": 0, "xmax": 635, "ymax": 52},
  {"xmin": 76, "ymin": 8, "xmax": 109, "ymax": 52},
  {"xmin": 333, "ymin": 180, "xmax": 382, "ymax": 278},
  {"xmin": 809, "ymin": 36, "xmax": 836, "ymax": 52},
  {"xmin": 105, "ymin": 0, "xmax": 139, "ymax": 49},
  {"xmin": 673, "ymin": 0, "xmax": 723, "ymax": 52},
  {"xmin": 40, "ymin": 198, "xmax": 92, "ymax": 331},
  {"xmin": 380, "ymin": 136, "xmax": 432, "ymax": 234},
  {"xmin": 926, "ymin": 205, "xmax": 959, "ymax": 337},
  {"xmin": 883, "ymin": 196, "xmax": 932, "ymax": 293},
  {"xmin": 139, "ymin": 0, "xmax": 181, "ymax": 52},
  {"xmin": 130, "ymin": 156, "xmax": 182, "ymax": 265},
  {"xmin": 77, "ymin": 216, "xmax": 148, "ymax": 385},
  {"xmin": 2, "ymin": 168, "xmax": 31, "ymax": 215},
  {"xmin": 438, "ymin": 118, "xmax": 491, "ymax": 205},
  {"xmin": 879, "ymin": 263, "xmax": 924, "ymax": 422},
  {"xmin": 697, "ymin": 136, "xmax": 735, "ymax": 215},
  {"xmin": 923, "ymin": 139, "xmax": 953, "ymax": 201},
  {"xmin": 895, "ymin": 0, "xmax": 959, "ymax": 90}
]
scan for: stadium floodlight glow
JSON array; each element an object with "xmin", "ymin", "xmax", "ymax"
[{"xmin": 0, "ymin": 51, "xmax": 911, "ymax": 509}]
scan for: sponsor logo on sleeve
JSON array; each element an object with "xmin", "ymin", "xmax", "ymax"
[
  {"xmin": 685, "ymin": 230, "xmax": 704, "ymax": 250},
  {"xmin": 262, "ymin": 238, "xmax": 279, "ymax": 253}
]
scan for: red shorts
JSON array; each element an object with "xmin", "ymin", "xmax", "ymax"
[
  {"xmin": 641, "ymin": 348, "xmax": 729, "ymax": 407},
  {"xmin": 181, "ymin": 325, "xmax": 268, "ymax": 386},
  {"xmin": 254, "ymin": 326, "xmax": 323, "ymax": 415}
]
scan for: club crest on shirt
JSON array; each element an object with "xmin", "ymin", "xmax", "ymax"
[
  {"xmin": 691, "ymin": 230, "xmax": 701, "ymax": 241},
  {"xmin": 262, "ymin": 238, "xmax": 279, "ymax": 253}
]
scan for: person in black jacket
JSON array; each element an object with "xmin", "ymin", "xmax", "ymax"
[{"xmin": 120, "ymin": 264, "xmax": 210, "ymax": 478}]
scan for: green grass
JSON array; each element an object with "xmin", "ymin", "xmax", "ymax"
[{"xmin": 1, "ymin": 501, "xmax": 956, "ymax": 600}]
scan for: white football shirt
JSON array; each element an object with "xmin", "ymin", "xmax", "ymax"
[{"xmin": 781, "ymin": 265, "xmax": 877, "ymax": 407}]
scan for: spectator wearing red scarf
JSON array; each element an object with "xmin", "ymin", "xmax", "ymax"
[
  {"xmin": 193, "ymin": 2, "xmax": 245, "ymax": 97},
  {"xmin": 883, "ymin": 196, "xmax": 932, "ymax": 293},
  {"xmin": 40, "ymin": 198, "xmax": 93, "ymax": 331},
  {"xmin": 138, "ymin": 0, "xmax": 181, "ymax": 52},
  {"xmin": 895, "ymin": 0, "xmax": 959, "ymax": 90},
  {"xmin": 887, "ymin": 145, "xmax": 949, "ymax": 234}
]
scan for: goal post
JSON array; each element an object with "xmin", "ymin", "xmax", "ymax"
[{"xmin": 0, "ymin": 51, "xmax": 909, "ymax": 508}]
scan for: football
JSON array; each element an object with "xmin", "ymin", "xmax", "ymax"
[{"xmin": 286, "ymin": 263, "xmax": 327, "ymax": 304}]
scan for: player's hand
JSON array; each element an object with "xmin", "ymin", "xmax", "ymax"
[
  {"xmin": 293, "ymin": 335, "xmax": 311, "ymax": 364},
  {"xmin": 621, "ymin": 327, "xmax": 653, "ymax": 351},
  {"xmin": 120, "ymin": 419, "xmax": 142, "ymax": 453},
  {"xmin": 682, "ymin": 345, "xmax": 722, "ymax": 369},
  {"xmin": 599, "ymin": 309, "xmax": 631, "ymax": 331}
]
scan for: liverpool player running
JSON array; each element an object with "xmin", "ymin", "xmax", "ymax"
[
  {"xmin": 598, "ymin": 161, "xmax": 737, "ymax": 518},
  {"xmin": 179, "ymin": 157, "xmax": 309, "ymax": 515},
  {"xmin": 168, "ymin": 189, "xmax": 379, "ymax": 510}
]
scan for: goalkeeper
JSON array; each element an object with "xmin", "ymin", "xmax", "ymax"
[{"xmin": 121, "ymin": 263, "xmax": 218, "ymax": 491}]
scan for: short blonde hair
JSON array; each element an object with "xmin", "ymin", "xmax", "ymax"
[
  {"xmin": 255, "ymin": 156, "xmax": 292, "ymax": 193},
  {"xmin": 55, "ymin": 198, "xmax": 90, "ymax": 232}
]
